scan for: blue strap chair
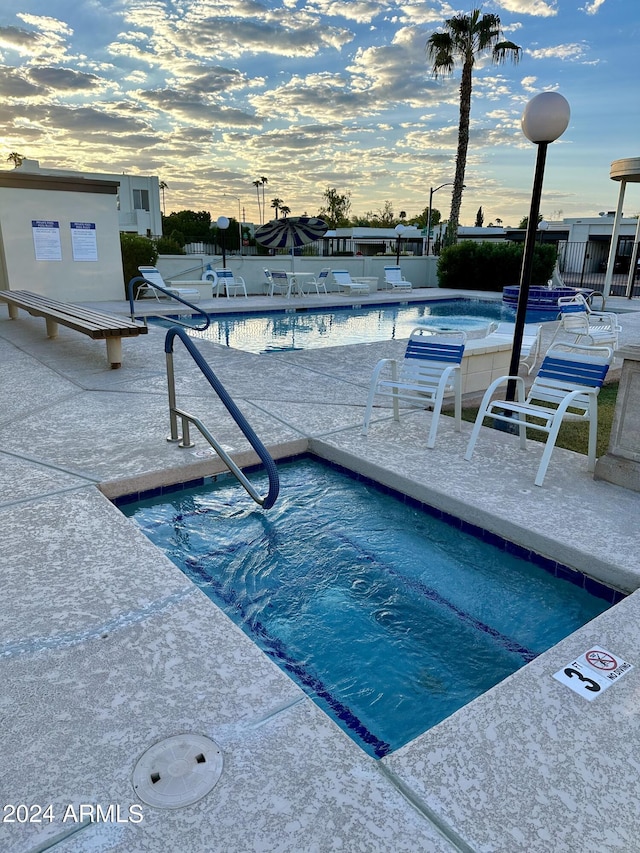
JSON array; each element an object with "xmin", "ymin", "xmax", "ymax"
[
  {"xmin": 464, "ymin": 344, "xmax": 612, "ymax": 486},
  {"xmin": 362, "ymin": 329, "xmax": 466, "ymax": 448}
]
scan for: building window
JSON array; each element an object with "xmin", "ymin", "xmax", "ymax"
[{"xmin": 133, "ymin": 189, "xmax": 150, "ymax": 211}]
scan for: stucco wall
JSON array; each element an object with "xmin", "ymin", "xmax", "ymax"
[{"xmin": 0, "ymin": 174, "xmax": 125, "ymax": 301}]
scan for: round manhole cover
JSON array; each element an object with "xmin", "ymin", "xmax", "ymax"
[{"xmin": 132, "ymin": 734, "xmax": 223, "ymax": 809}]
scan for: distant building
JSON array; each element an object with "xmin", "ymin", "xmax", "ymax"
[{"xmin": 13, "ymin": 160, "xmax": 162, "ymax": 237}]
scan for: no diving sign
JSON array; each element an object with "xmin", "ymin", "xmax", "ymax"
[{"xmin": 553, "ymin": 645, "xmax": 633, "ymax": 701}]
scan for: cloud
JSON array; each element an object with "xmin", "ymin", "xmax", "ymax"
[
  {"xmin": 136, "ymin": 87, "xmax": 261, "ymax": 127},
  {"xmin": 527, "ymin": 42, "xmax": 589, "ymax": 61},
  {"xmin": 0, "ymin": 65, "xmax": 43, "ymax": 97},
  {"xmin": 582, "ymin": 0, "xmax": 607, "ymax": 12},
  {"xmin": 496, "ymin": 0, "xmax": 558, "ymax": 16},
  {"xmin": 27, "ymin": 66, "xmax": 102, "ymax": 91}
]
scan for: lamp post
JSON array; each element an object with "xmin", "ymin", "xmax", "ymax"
[
  {"xmin": 216, "ymin": 215, "xmax": 230, "ymax": 268},
  {"xmin": 506, "ymin": 92, "xmax": 570, "ymax": 403},
  {"xmin": 426, "ymin": 183, "xmax": 455, "ymax": 256},
  {"xmin": 394, "ymin": 223, "xmax": 406, "ymax": 265},
  {"xmin": 224, "ymin": 194, "xmax": 243, "ymax": 255}
]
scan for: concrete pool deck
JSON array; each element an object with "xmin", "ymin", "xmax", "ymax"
[{"xmin": 1, "ymin": 287, "xmax": 640, "ymax": 852}]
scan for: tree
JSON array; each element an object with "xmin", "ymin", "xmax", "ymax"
[
  {"xmin": 159, "ymin": 180, "xmax": 168, "ymax": 215},
  {"xmin": 372, "ymin": 200, "xmax": 394, "ymax": 226},
  {"xmin": 162, "ymin": 210, "xmax": 211, "ymax": 239},
  {"xmin": 475, "ymin": 206, "xmax": 484, "ymax": 227},
  {"xmin": 7, "ymin": 152, "xmax": 23, "ymax": 168},
  {"xmin": 252, "ymin": 179, "xmax": 262, "ymax": 223},
  {"xmin": 518, "ymin": 213, "xmax": 544, "ymax": 229},
  {"xmin": 270, "ymin": 197, "xmax": 284, "ymax": 219},
  {"xmin": 318, "ymin": 187, "xmax": 352, "ymax": 228},
  {"xmin": 426, "ymin": 10, "xmax": 520, "ymax": 243},
  {"xmin": 260, "ymin": 176, "xmax": 268, "ymax": 222},
  {"xmin": 279, "ymin": 204, "xmax": 291, "ymax": 217}
]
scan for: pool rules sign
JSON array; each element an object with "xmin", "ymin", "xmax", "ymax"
[{"xmin": 553, "ymin": 646, "xmax": 633, "ymax": 701}]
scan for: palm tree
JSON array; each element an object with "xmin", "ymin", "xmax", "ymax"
[
  {"xmin": 270, "ymin": 197, "xmax": 284, "ymax": 219},
  {"xmin": 279, "ymin": 205, "xmax": 291, "ymax": 218},
  {"xmin": 260, "ymin": 176, "xmax": 268, "ymax": 223},
  {"xmin": 252, "ymin": 179, "xmax": 262, "ymax": 223},
  {"xmin": 7, "ymin": 152, "xmax": 23, "ymax": 168},
  {"xmin": 426, "ymin": 10, "xmax": 520, "ymax": 243},
  {"xmin": 159, "ymin": 180, "xmax": 168, "ymax": 215}
]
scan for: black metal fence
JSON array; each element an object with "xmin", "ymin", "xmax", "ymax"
[{"xmin": 557, "ymin": 240, "xmax": 639, "ymax": 297}]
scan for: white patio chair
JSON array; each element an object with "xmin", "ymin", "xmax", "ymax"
[
  {"xmin": 268, "ymin": 269, "xmax": 293, "ymax": 298},
  {"xmin": 302, "ymin": 268, "xmax": 329, "ymax": 295},
  {"xmin": 137, "ymin": 266, "xmax": 200, "ymax": 302},
  {"xmin": 551, "ymin": 293, "xmax": 620, "ymax": 349},
  {"xmin": 362, "ymin": 328, "xmax": 466, "ymax": 448},
  {"xmin": 332, "ymin": 270, "xmax": 370, "ymax": 295},
  {"xmin": 464, "ymin": 344, "xmax": 613, "ymax": 486},
  {"xmin": 383, "ymin": 266, "xmax": 412, "ymax": 291},
  {"xmin": 213, "ymin": 268, "xmax": 247, "ymax": 298},
  {"xmin": 482, "ymin": 322, "xmax": 542, "ymax": 375}
]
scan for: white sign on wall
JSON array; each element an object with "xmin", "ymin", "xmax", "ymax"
[
  {"xmin": 70, "ymin": 221, "xmax": 98, "ymax": 261},
  {"xmin": 32, "ymin": 220, "xmax": 62, "ymax": 261}
]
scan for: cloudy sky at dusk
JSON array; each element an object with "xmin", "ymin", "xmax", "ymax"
[{"xmin": 0, "ymin": 0, "xmax": 637, "ymax": 228}]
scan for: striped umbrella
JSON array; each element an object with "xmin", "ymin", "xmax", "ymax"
[{"xmin": 254, "ymin": 216, "xmax": 328, "ymax": 250}]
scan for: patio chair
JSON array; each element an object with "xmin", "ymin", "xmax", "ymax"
[
  {"xmin": 263, "ymin": 268, "xmax": 274, "ymax": 293},
  {"xmin": 362, "ymin": 328, "xmax": 466, "ymax": 448},
  {"xmin": 551, "ymin": 293, "xmax": 620, "ymax": 349},
  {"xmin": 211, "ymin": 268, "xmax": 247, "ymax": 298},
  {"xmin": 303, "ymin": 268, "xmax": 329, "ymax": 295},
  {"xmin": 268, "ymin": 269, "xmax": 293, "ymax": 298},
  {"xmin": 464, "ymin": 344, "xmax": 613, "ymax": 486},
  {"xmin": 332, "ymin": 270, "xmax": 371, "ymax": 295},
  {"xmin": 137, "ymin": 266, "xmax": 200, "ymax": 302},
  {"xmin": 482, "ymin": 322, "xmax": 542, "ymax": 375},
  {"xmin": 383, "ymin": 266, "xmax": 412, "ymax": 291}
]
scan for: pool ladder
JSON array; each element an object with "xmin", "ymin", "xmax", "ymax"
[{"xmin": 164, "ymin": 326, "xmax": 279, "ymax": 509}]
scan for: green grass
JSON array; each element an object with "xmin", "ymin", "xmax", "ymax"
[{"xmin": 459, "ymin": 381, "xmax": 619, "ymax": 458}]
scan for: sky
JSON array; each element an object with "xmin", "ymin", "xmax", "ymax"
[{"xmin": 0, "ymin": 0, "xmax": 637, "ymax": 229}]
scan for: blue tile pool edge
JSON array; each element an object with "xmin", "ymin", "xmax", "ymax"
[{"xmin": 111, "ymin": 452, "xmax": 626, "ymax": 606}]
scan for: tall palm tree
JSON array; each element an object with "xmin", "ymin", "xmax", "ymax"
[
  {"xmin": 252, "ymin": 179, "xmax": 262, "ymax": 223},
  {"xmin": 260, "ymin": 176, "xmax": 268, "ymax": 223},
  {"xmin": 270, "ymin": 197, "xmax": 283, "ymax": 219},
  {"xmin": 279, "ymin": 205, "xmax": 291, "ymax": 218},
  {"xmin": 426, "ymin": 10, "xmax": 520, "ymax": 243},
  {"xmin": 7, "ymin": 152, "xmax": 23, "ymax": 168}
]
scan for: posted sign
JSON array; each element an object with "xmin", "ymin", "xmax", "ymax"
[{"xmin": 553, "ymin": 645, "xmax": 633, "ymax": 701}]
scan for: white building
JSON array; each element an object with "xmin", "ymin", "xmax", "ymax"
[{"xmin": 13, "ymin": 160, "xmax": 162, "ymax": 237}]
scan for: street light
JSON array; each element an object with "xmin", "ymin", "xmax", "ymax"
[
  {"xmin": 394, "ymin": 223, "xmax": 406, "ymax": 264},
  {"xmin": 506, "ymin": 92, "xmax": 570, "ymax": 403},
  {"xmin": 426, "ymin": 183, "xmax": 455, "ymax": 256},
  {"xmin": 216, "ymin": 215, "xmax": 230, "ymax": 268},
  {"xmin": 224, "ymin": 194, "xmax": 243, "ymax": 255}
]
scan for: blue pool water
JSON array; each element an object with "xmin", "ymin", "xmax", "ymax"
[
  {"xmin": 161, "ymin": 298, "xmax": 547, "ymax": 353},
  {"xmin": 120, "ymin": 458, "xmax": 614, "ymax": 757}
]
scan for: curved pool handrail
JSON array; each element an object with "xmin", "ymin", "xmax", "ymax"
[
  {"xmin": 127, "ymin": 276, "xmax": 210, "ymax": 332},
  {"xmin": 164, "ymin": 326, "xmax": 279, "ymax": 509}
]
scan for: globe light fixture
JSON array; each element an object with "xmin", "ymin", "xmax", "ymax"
[{"xmin": 506, "ymin": 92, "xmax": 570, "ymax": 402}]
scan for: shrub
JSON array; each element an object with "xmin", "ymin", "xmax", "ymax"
[
  {"xmin": 437, "ymin": 241, "xmax": 557, "ymax": 291},
  {"xmin": 120, "ymin": 233, "xmax": 158, "ymax": 298},
  {"xmin": 154, "ymin": 236, "xmax": 185, "ymax": 255}
]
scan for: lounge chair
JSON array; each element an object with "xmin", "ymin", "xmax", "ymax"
[
  {"xmin": 383, "ymin": 266, "xmax": 412, "ymax": 291},
  {"xmin": 464, "ymin": 344, "xmax": 613, "ymax": 486},
  {"xmin": 137, "ymin": 266, "xmax": 200, "ymax": 302},
  {"xmin": 362, "ymin": 328, "xmax": 466, "ymax": 448},
  {"xmin": 551, "ymin": 293, "xmax": 620, "ymax": 349},
  {"xmin": 268, "ymin": 269, "xmax": 293, "ymax": 298},
  {"xmin": 483, "ymin": 322, "xmax": 542, "ymax": 374},
  {"xmin": 212, "ymin": 268, "xmax": 247, "ymax": 298},
  {"xmin": 332, "ymin": 270, "xmax": 371, "ymax": 295}
]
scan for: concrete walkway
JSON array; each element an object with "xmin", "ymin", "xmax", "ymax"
[{"xmin": 1, "ymin": 288, "xmax": 640, "ymax": 853}]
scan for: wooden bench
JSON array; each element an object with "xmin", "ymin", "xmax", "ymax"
[{"xmin": 0, "ymin": 290, "xmax": 148, "ymax": 368}]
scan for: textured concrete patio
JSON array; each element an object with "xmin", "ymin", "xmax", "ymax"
[{"xmin": 1, "ymin": 288, "xmax": 639, "ymax": 853}]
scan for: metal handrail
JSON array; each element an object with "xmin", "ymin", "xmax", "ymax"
[
  {"xmin": 127, "ymin": 276, "xmax": 210, "ymax": 331},
  {"xmin": 164, "ymin": 327, "xmax": 279, "ymax": 509}
]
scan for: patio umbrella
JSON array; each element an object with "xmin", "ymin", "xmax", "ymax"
[{"xmin": 254, "ymin": 215, "xmax": 328, "ymax": 269}]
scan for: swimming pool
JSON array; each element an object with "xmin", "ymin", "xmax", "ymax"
[
  {"xmin": 119, "ymin": 457, "xmax": 617, "ymax": 758},
  {"xmin": 160, "ymin": 298, "xmax": 535, "ymax": 353}
]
